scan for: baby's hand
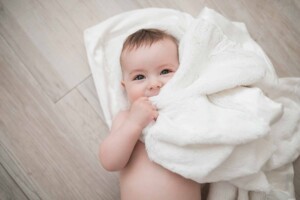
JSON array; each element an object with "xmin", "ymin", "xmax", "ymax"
[{"xmin": 128, "ymin": 97, "xmax": 158, "ymax": 129}]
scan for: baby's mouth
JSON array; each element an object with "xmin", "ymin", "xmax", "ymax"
[{"xmin": 146, "ymin": 89, "xmax": 160, "ymax": 97}]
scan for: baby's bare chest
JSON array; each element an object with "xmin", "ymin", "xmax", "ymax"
[{"xmin": 119, "ymin": 141, "xmax": 200, "ymax": 200}]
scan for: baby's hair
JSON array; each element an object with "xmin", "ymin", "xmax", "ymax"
[{"xmin": 121, "ymin": 28, "xmax": 178, "ymax": 53}]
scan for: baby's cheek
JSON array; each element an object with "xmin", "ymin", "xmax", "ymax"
[
  {"xmin": 164, "ymin": 75, "xmax": 174, "ymax": 84},
  {"xmin": 128, "ymin": 87, "xmax": 144, "ymax": 102}
]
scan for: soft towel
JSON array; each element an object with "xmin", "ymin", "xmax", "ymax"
[{"xmin": 84, "ymin": 7, "xmax": 300, "ymax": 200}]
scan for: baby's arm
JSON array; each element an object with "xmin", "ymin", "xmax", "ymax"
[{"xmin": 99, "ymin": 97, "xmax": 158, "ymax": 171}]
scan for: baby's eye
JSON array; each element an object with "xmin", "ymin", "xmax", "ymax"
[
  {"xmin": 160, "ymin": 69, "xmax": 171, "ymax": 75},
  {"xmin": 133, "ymin": 75, "xmax": 145, "ymax": 80}
]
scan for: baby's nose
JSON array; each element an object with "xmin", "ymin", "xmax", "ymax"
[{"xmin": 149, "ymin": 79, "xmax": 162, "ymax": 90}]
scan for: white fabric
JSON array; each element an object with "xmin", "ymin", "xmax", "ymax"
[{"xmin": 84, "ymin": 7, "xmax": 300, "ymax": 200}]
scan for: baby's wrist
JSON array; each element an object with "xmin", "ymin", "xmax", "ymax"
[{"xmin": 126, "ymin": 116, "xmax": 145, "ymax": 132}]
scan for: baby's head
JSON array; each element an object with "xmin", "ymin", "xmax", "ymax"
[{"xmin": 120, "ymin": 29, "xmax": 179, "ymax": 103}]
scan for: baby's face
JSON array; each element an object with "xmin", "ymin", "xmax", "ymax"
[{"xmin": 121, "ymin": 38, "xmax": 179, "ymax": 103}]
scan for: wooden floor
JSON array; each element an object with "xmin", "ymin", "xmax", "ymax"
[{"xmin": 0, "ymin": 0, "xmax": 299, "ymax": 199}]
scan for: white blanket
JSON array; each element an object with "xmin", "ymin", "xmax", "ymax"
[{"xmin": 84, "ymin": 7, "xmax": 300, "ymax": 200}]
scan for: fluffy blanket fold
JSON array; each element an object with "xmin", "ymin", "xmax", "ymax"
[{"xmin": 84, "ymin": 7, "xmax": 300, "ymax": 200}]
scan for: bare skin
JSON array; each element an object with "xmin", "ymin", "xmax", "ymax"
[
  {"xmin": 120, "ymin": 138, "xmax": 201, "ymax": 200},
  {"xmin": 101, "ymin": 107, "xmax": 201, "ymax": 200},
  {"xmin": 99, "ymin": 38, "xmax": 201, "ymax": 199}
]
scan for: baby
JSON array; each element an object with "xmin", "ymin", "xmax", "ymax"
[{"xmin": 99, "ymin": 29, "xmax": 201, "ymax": 200}]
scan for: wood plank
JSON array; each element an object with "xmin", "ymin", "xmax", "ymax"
[
  {"xmin": 0, "ymin": 34, "xmax": 119, "ymax": 199},
  {"xmin": 0, "ymin": 157, "xmax": 29, "ymax": 200},
  {"xmin": 133, "ymin": 0, "xmax": 206, "ymax": 16},
  {"xmin": 0, "ymin": 136, "xmax": 46, "ymax": 200},
  {"xmin": 0, "ymin": 1, "xmax": 67, "ymax": 102},
  {"xmin": 56, "ymin": 0, "xmax": 138, "ymax": 32},
  {"xmin": 294, "ymin": 157, "xmax": 300, "ymax": 200},
  {"xmin": 77, "ymin": 76, "xmax": 106, "ymax": 123},
  {"xmin": 0, "ymin": 0, "xmax": 90, "ymax": 102},
  {"xmin": 55, "ymin": 87, "xmax": 109, "ymax": 160},
  {"xmin": 53, "ymin": 88, "xmax": 120, "ymax": 200},
  {"xmin": 272, "ymin": 0, "xmax": 300, "ymax": 35}
]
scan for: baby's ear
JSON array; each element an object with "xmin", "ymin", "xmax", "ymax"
[{"xmin": 121, "ymin": 81, "xmax": 125, "ymax": 88}]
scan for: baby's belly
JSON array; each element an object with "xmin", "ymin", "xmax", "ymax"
[{"xmin": 120, "ymin": 141, "xmax": 200, "ymax": 200}]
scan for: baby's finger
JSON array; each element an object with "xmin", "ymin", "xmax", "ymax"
[
  {"xmin": 153, "ymin": 110, "xmax": 159, "ymax": 121},
  {"xmin": 152, "ymin": 104, "xmax": 157, "ymax": 110}
]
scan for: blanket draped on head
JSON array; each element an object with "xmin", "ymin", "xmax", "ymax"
[{"xmin": 84, "ymin": 7, "xmax": 300, "ymax": 200}]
